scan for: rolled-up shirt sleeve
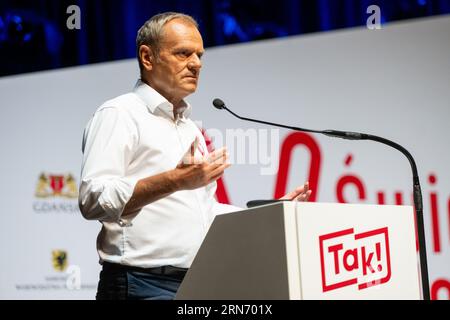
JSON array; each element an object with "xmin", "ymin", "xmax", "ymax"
[{"xmin": 79, "ymin": 106, "xmax": 139, "ymax": 223}]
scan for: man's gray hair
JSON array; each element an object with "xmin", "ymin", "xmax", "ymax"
[{"xmin": 136, "ymin": 12, "xmax": 199, "ymax": 71}]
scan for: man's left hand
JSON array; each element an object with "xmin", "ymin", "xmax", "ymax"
[{"xmin": 280, "ymin": 181, "xmax": 312, "ymax": 201}]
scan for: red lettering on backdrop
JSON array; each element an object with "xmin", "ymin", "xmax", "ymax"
[
  {"xmin": 274, "ymin": 132, "xmax": 321, "ymax": 201},
  {"xmin": 431, "ymin": 278, "xmax": 450, "ymax": 300},
  {"xmin": 201, "ymin": 129, "xmax": 231, "ymax": 204},
  {"xmin": 377, "ymin": 191, "xmax": 408, "ymax": 205},
  {"xmin": 428, "ymin": 173, "xmax": 441, "ymax": 252},
  {"xmin": 377, "ymin": 191, "xmax": 385, "ymax": 204},
  {"xmin": 395, "ymin": 192, "xmax": 403, "ymax": 205},
  {"xmin": 215, "ymin": 178, "xmax": 230, "ymax": 204},
  {"xmin": 336, "ymin": 154, "xmax": 366, "ymax": 203},
  {"xmin": 448, "ymin": 197, "xmax": 450, "ymax": 244}
]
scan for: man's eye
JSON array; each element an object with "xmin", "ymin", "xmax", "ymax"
[{"xmin": 177, "ymin": 51, "xmax": 189, "ymax": 57}]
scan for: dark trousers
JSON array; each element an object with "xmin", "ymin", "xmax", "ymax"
[{"xmin": 96, "ymin": 262, "xmax": 187, "ymax": 300}]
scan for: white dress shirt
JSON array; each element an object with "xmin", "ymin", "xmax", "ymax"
[{"xmin": 79, "ymin": 80, "xmax": 241, "ymax": 268}]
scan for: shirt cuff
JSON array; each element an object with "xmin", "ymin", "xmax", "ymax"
[{"xmin": 97, "ymin": 176, "xmax": 138, "ymax": 225}]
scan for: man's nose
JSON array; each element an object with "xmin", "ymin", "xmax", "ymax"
[{"xmin": 188, "ymin": 54, "xmax": 202, "ymax": 70}]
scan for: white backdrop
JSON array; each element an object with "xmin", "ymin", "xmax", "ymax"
[{"xmin": 0, "ymin": 15, "xmax": 449, "ymax": 299}]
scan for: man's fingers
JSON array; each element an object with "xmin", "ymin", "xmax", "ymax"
[
  {"xmin": 211, "ymin": 152, "xmax": 229, "ymax": 166},
  {"xmin": 303, "ymin": 181, "xmax": 309, "ymax": 193},
  {"xmin": 280, "ymin": 185, "xmax": 304, "ymax": 200},
  {"xmin": 209, "ymin": 162, "xmax": 231, "ymax": 179},
  {"xmin": 279, "ymin": 181, "xmax": 310, "ymax": 200},
  {"xmin": 295, "ymin": 189, "xmax": 312, "ymax": 202},
  {"xmin": 209, "ymin": 171, "xmax": 224, "ymax": 182},
  {"xmin": 280, "ymin": 190, "xmax": 297, "ymax": 200},
  {"xmin": 209, "ymin": 170, "xmax": 225, "ymax": 183},
  {"xmin": 207, "ymin": 147, "xmax": 228, "ymax": 164}
]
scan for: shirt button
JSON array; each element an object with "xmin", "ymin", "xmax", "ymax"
[{"xmin": 118, "ymin": 219, "xmax": 132, "ymax": 227}]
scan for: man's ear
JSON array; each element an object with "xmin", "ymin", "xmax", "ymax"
[{"xmin": 139, "ymin": 45, "xmax": 154, "ymax": 71}]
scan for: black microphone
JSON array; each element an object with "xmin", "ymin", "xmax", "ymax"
[
  {"xmin": 212, "ymin": 98, "xmax": 225, "ymax": 110},
  {"xmin": 212, "ymin": 97, "xmax": 430, "ymax": 300}
]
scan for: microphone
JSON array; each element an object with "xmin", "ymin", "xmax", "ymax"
[
  {"xmin": 212, "ymin": 97, "xmax": 430, "ymax": 300},
  {"xmin": 212, "ymin": 98, "xmax": 225, "ymax": 110}
]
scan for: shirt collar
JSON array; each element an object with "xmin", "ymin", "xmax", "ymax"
[{"xmin": 133, "ymin": 79, "xmax": 192, "ymax": 121}]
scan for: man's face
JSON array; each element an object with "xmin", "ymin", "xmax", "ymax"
[{"xmin": 147, "ymin": 19, "xmax": 204, "ymax": 105}]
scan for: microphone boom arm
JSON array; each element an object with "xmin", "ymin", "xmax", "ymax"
[{"xmin": 223, "ymin": 105, "xmax": 322, "ymax": 134}]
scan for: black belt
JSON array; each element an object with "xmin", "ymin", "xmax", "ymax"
[{"xmin": 102, "ymin": 262, "xmax": 188, "ymax": 280}]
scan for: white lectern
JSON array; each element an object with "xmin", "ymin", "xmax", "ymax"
[{"xmin": 176, "ymin": 202, "xmax": 421, "ymax": 300}]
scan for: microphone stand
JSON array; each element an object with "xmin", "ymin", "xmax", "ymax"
[{"xmin": 217, "ymin": 101, "xmax": 430, "ymax": 300}]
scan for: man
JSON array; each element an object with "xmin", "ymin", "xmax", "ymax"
[{"xmin": 79, "ymin": 12, "xmax": 311, "ymax": 300}]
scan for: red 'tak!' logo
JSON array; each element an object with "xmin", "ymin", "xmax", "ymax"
[{"xmin": 319, "ymin": 227, "xmax": 391, "ymax": 292}]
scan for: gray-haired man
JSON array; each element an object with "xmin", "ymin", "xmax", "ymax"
[{"xmin": 79, "ymin": 12, "xmax": 311, "ymax": 300}]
